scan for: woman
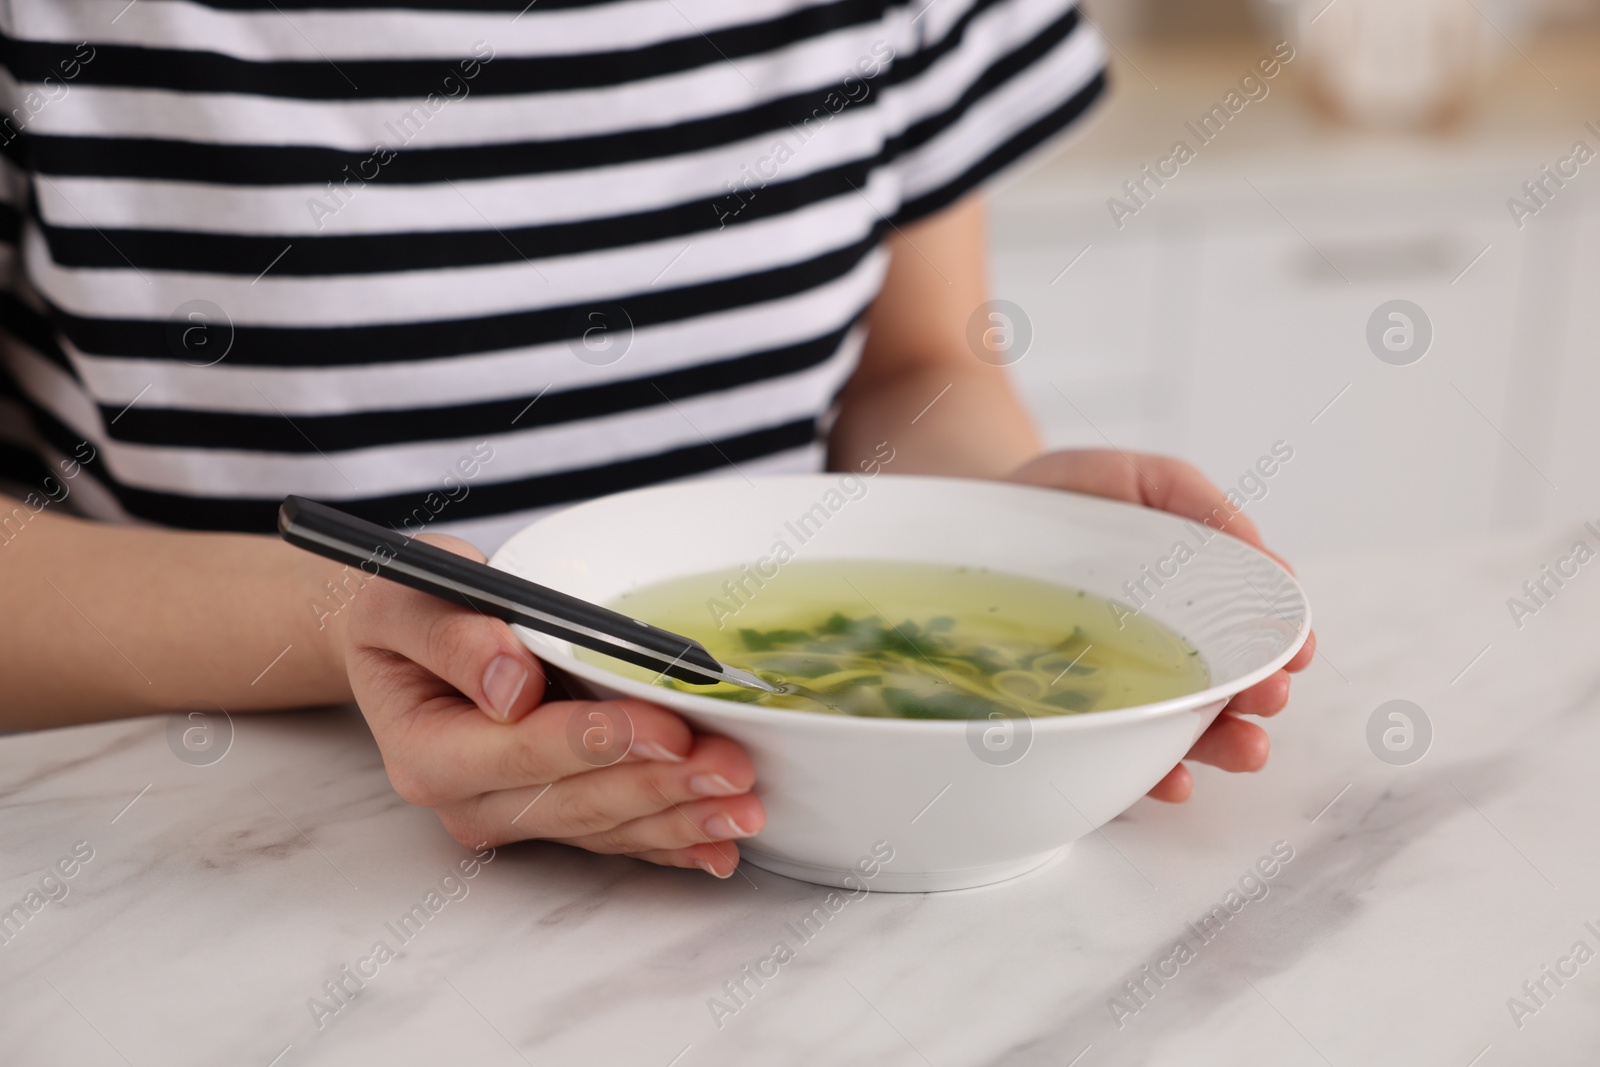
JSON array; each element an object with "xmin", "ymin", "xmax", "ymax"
[{"xmin": 0, "ymin": 0, "xmax": 1311, "ymax": 877}]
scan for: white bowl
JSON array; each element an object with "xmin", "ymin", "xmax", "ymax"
[{"xmin": 490, "ymin": 474, "xmax": 1310, "ymax": 892}]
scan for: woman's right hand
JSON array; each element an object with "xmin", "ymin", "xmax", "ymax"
[{"xmin": 340, "ymin": 533, "xmax": 764, "ymax": 878}]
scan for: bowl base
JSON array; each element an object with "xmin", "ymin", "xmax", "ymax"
[{"xmin": 741, "ymin": 845, "xmax": 1067, "ymax": 893}]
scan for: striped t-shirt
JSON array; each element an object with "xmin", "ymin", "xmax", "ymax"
[{"xmin": 0, "ymin": 0, "xmax": 1105, "ymax": 553}]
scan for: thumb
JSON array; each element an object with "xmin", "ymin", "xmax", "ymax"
[{"xmin": 348, "ymin": 532, "xmax": 547, "ymax": 723}]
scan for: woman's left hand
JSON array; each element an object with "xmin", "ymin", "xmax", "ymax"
[{"xmin": 1005, "ymin": 449, "xmax": 1316, "ymax": 802}]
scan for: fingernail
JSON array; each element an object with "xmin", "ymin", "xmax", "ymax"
[
  {"xmin": 696, "ymin": 859, "xmax": 733, "ymax": 880},
  {"xmin": 704, "ymin": 812, "xmax": 755, "ymax": 839},
  {"xmin": 688, "ymin": 773, "xmax": 742, "ymax": 797},
  {"xmin": 632, "ymin": 741, "xmax": 686, "ymax": 763},
  {"xmin": 481, "ymin": 655, "xmax": 529, "ymax": 721}
]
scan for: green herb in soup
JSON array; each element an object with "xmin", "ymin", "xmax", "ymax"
[{"xmin": 587, "ymin": 561, "xmax": 1208, "ymax": 719}]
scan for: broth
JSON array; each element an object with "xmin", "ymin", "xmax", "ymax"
[{"xmin": 586, "ymin": 560, "xmax": 1208, "ymax": 719}]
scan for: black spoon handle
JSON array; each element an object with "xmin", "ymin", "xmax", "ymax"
[{"xmin": 277, "ymin": 496, "xmax": 727, "ymax": 685}]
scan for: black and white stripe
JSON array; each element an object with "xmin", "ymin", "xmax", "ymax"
[{"xmin": 0, "ymin": 0, "xmax": 1105, "ymax": 550}]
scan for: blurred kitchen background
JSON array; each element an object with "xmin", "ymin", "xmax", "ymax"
[{"xmin": 991, "ymin": 0, "xmax": 1600, "ymax": 561}]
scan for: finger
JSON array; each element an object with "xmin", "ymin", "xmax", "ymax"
[
  {"xmin": 1132, "ymin": 456, "xmax": 1267, "ymax": 552},
  {"xmin": 625, "ymin": 842, "xmax": 744, "ymax": 879},
  {"xmin": 1121, "ymin": 461, "xmax": 1316, "ymax": 680},
  {"xmin": 1184, "ymin": 713, "xmax": 1270, "ymax": 772},
  {"xmin": 1146, "ymin": 763, "xmax": 1192, "ymax": 803},
  {"xmin": 555, "ymin": 793, "xmax": 766, "ymax": 855},
  {"xmin": 1224, "ymin": 671, "xmax": 1291, "ymax": 717},
  {"xmin": 1285, "ymin": 629, "xmax": 1316, "ymax": 673},
  {"xmin": 377, "ymin": 697, "xmax": 697, "ymax": 807},
  {"xmin": 443, "ymin": 734, "xmax": 755, "ymax": 843},
  {"xmin": 1012, "ymin": 450, "xmax": 1274, "ymax": 552},
  {"xmin": 348, "ymin": 532, "xmax": 546, "ymax": 724}
]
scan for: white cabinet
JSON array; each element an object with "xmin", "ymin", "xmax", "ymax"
[{"xmin": 989, "ymin": 137, "xmax": 1597, "ymax": 559}]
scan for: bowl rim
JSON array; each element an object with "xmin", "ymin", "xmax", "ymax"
[{"xmin": 491, "ymin": 474, "xmax": 1313, "ymax": 734}]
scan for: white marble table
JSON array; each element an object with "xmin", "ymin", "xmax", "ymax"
[{"xmin": 4, "ymin": 529, "xmax": 1599, "ymax": 1067}]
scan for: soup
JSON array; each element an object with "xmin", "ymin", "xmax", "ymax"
[{"xmin": 586, "ymin": 560, "xmax": 1208, "ymax": 719}]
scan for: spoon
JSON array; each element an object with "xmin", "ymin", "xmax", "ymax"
[{"xmin": 277, "ymin": 496, "xmax": 778, "ymax": 693}]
